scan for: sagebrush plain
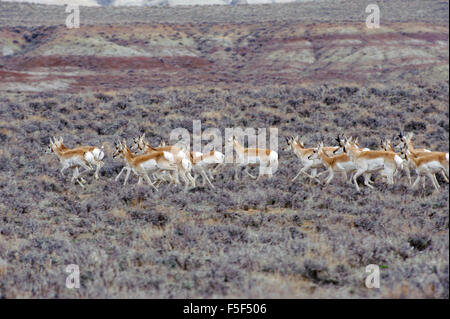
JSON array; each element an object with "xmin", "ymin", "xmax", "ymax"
[{"xmin": 0, "ymin": 0, "xmax": 448, "ymax": 298}]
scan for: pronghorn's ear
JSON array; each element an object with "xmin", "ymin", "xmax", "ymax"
[
  {"xmin": 335, "ymin": 134, "xmax": 341, "ymax": 143},
  {"xmin": 142, "ymin": 132, "xmax": 145, "ymax": 139}
]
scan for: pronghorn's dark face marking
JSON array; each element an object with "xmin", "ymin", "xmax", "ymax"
[
  {"xmin": 334, "ymin": 134, "xmax": 346, "ymax": 154},
  {"xmin": 46, "ymin": 143, "xmax": 54, "ymax": 154},
  {"xmin": 307, "ymin": 149, "xmax": 317, "ymax": 160},
  {"xmin": 283, "ymin": 137, "xmax": 294, "ymax": 151},
  {"xmin": 112, "ymin": 141, "xmax": 123, "ymax": 158}
]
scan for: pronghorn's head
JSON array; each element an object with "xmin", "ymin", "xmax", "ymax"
[
  {"xmin": 283, "ymin": 135, "xmax": 304, "ymax": 152},
  {"xmin": 112, "ymin": 139, "xmax": 125, "ymax": 158},
  {"xmin": 132, "ymin": 133, "xmax": 147, "ymax": 151},
  {"xmin": 47, "ymin": 136, "xmax": 63, "ymax": 153},
  {"xmin": 46, "ymin": 137, "xmax": 57, "ymax": 153},
  {"xmin": 342, "ymin": 136, "xmax": 355, "ymax": 154},
  {"xmin": 308, "ymin": 142, "xmax": 323, "ymax": 160},
  {"xmin": 283, "ymin": 136, "xmax": 294, "ymax": 151},
  {"xmin": 333, "ymin": 133, "xmax": 346, "ymax": 154},
  {"xmin": 397, "ymin": 131, "xmax": 413, "ymax": 149}
]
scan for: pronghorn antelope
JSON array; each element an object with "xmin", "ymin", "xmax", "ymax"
[
  {"xmin": 132, "ymin": 133, "xmax": 194, "ymax": 188},
  {"xmin": 400, "ymin": 150, "xmax": 449, "ymax": 190},
  {"xmin": 338, "ymin": 136, "xmax": 403, "ymax": 191},
  {"xmin": 284, "ymin": 136, "xmax": 338, "ymax": 183},
  {"xmin": 189, "ymin": 150, "xmax": 225, "ymax": 189},
  {"xmin": 400, "ymin": 143, "xmax": 449, "ymax": 185},
  {"xmin": 380, "ymin": 138, "xmax": 410, "ymax": 184},
  {"xmin": 228, "ymin": 135, "xmax": 278, "ymax": 180},
  {"xmin": 308, "ymin": 142, "xmax": 356, "ymax": 184},
  {"xmin": 47, "ymin": 137, "xmax": 104, "ymax": 188},
  {"xmin": 113, "ymin": 139, "xmax": 177, "ymax": 190},
  {"xmin": 397, "ymin": 132, "xmax": 449, "ymax": 184}
]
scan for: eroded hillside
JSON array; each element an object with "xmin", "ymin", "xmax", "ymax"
[{"xmin": 0, "ymin": 21, "xmax": 448, "ymax": 92}]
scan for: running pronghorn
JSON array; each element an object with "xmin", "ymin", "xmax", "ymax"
[
  {"xmin": 380, "ymin": 138, "xmax": 410, "ymax": 184},
  {"xmin": 397, "ymin": 132, "xmax": 449, "ymax": 184},
  {"xmin": 308, "ymin": 141, "xmax": 356, "ymax": 184},
  {"xmin": 132, "ymin": 133, "xmax": 194, "ymax": 187},
  {"xmin": 337, "ymin": 135, "xmax": 403, "ymax": 191},
  {"xmin": 189, "ymin": 150, "xmax": 225, "ymax": 189},
  {"xmin": 399, "ymin": 150, "xmax": 449, "ymax": 191},
  {"xmin": 113, "ymin": 139, "xmax": 177, "ymax": 190},
  {"xmin": 46, "ymin": 137, "xmax": 104, "ymax": 188},
  {"xmin": 228, "ymin": 135, "xmax": 278, "ymax": 180},
  {"xmin": 284, "ymin": 136, "xmax": 338, "ymax": 183}
]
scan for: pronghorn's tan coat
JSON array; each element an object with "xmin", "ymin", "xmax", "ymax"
[
  {"xmin": 309, "ymin": 142, "xmax": 356, "ymax": 184},
  {"xmin": 229, "ymin": 136, "xmax": 278, "ymax": 180},
  {"xmin": 402, "ymin": 150, "xmax": 449, "ymax": 190}
]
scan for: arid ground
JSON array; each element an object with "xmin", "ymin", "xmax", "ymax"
[{"xmin": 0, "ymin": 0, "xmax": 448, "ymax": 298}]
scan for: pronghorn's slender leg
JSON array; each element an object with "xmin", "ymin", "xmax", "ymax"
[
  {"xmin": 292, "ymin": 164, "xmax": 319, "ymax": 183},
  {"xmin": 440, "ymin": 170, "xmax": 449, "ymax": 183},
  {"xmin": 433, "ymin": 174, "xmax": 441, "ymax": 189},
  {"xmin": 76, "ymin": 177, "xmax": 85, "ymax": 188},
  {"xmin": 60, "ymin": 163, "xmax": 70, "ymax": 177},
  {"xmin": 124, "ymin": 169, "xmax": 132, "ymax": 186},
  {"xmin": 93, "ymin": 160, "xmax": 104, "ymax": 179},
  {"xmin": 428, "ymin": 173, "xmax": 439, "ymax": 190},
  {"xmin": 234, "ymin": 166, "xmax": 243, "ymax": 181},
  {"xmin": 341, "ymin": 170, "xmax": 348, "ymax": 183},
  {"xmin": 200, "ymin": 169, "xmax": 215, "ymax": 189},
  {"xmin": 300, "ymin": 166, "xmax": 320, "ymax": 183},
  {"xmin": 187, "ymin": 171, "xmax": 196, "ymax": 186},
  {"xmin": 244, "ymin": 166, "xmax": 257, "ymax": 179},
  {"xmin": 71, "ymin": 167, "xmax": 80, "ymax": 183},
  {"xmin": 405, "ymin": 166, "xmax": 412, "ymax": 185},
  {"xmin": 325, "ymin": 169, "xmax": 334, "ymax": 184},
  {"xmin": 353, "ymin": 169, "xmax": 365, "ymax": 192},
  {"xmin": 143, "ymin": 173, "xmax": 158, "ymax": 191},
  {"xmin": 316, "ymin": 170, "xmax": 327, "ymax": 177},
  {"xmin": 115, "ymin": 167, "xmax": 127, "ymax": 182},
  {"xmin": 291, "ymin": 170, "xmax": 302, "ymax": 182},
  {"xmin": 411, "ymin": 175, "xmax": 421, "ymax": 189},
  {"xmin": 363, "ymin": 173, "xmax": 375, "ymax": 189}
]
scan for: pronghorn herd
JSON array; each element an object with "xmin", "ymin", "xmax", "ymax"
[{"xmin": 46, "ymin": 132, "xmax": 448, "ymax": 192}]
